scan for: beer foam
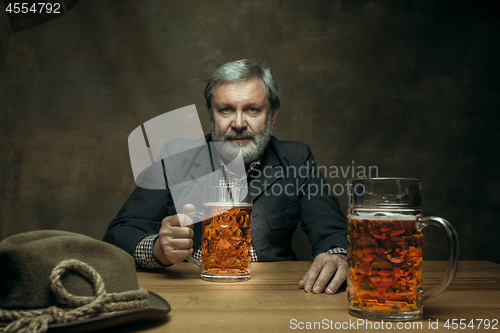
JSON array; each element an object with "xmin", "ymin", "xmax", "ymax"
[{"xmin": 352, "ymin": 212, "xmax": 416, "ymax": 221}]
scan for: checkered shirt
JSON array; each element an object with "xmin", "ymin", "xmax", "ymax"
[{"xmin": 135, "ymin": 234, "xmax": 165, "ymax": 269}]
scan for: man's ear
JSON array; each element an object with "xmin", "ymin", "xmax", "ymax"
[{"xmin": 271, "ymin": 108, "xmax": 279, "ymax": 125}]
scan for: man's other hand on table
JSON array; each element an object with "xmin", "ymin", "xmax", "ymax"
[{"xmin": 298, "ymin": 253, "xmax": 348, "ymax": 295}]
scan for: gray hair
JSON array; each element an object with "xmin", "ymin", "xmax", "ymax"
[{"xmin": 204, "ymin": 59, "xmax": 280, "ymax": 112}]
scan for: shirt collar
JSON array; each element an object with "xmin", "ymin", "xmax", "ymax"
[{"xmin": 217, "ymin": 154, "xmax": 262, "ymax": 185}]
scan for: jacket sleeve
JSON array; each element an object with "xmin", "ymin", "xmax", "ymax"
[
  {"xmin": 296, "ymin": 145, "xmax": 348, "ymax": 258},
  {"xmin": 102, "ymin": 185, "xmax": 176, "ymax": 257}
]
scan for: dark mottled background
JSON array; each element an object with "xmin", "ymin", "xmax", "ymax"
[{"xmin": 1, "ymin": 0, "xmax": 499, "ymax": 263}]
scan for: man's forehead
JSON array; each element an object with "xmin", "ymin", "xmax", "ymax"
[{"xmin": 212, "ymin": 78, "xmax": 268, "ymax": 106}]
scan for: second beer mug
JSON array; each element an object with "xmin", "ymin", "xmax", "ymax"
[
  {"xmin": 347, "ymin": 178, "xmax": 459, "ymax": 321},
  {"xmin": 189, "ymin": 186, "xmax": 252, "ymax": 282}
]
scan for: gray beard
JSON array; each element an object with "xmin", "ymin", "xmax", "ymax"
[{"xmin": 210, "ymin": 115, "xmax": 273, "ymax": 164}]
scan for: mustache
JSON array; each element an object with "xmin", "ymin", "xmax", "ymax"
[{"xmin": 224, "ymin": 129, "xmax": 256, "ymax": 141}]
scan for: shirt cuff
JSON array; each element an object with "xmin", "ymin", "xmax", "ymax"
[
  {"xmin": 134, "ymin": 234, "xmax": 170, "ymax": 269},
  {"xmin": 326, "ymin": 247, "xmax": 347, "ymax": 255}
]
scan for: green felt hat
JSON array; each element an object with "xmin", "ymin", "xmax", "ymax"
[{"xmin": 0, "ymin": 230, "xmax": 170, "ymax": 333}]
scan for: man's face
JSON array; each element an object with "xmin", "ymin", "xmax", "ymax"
[{"xmin": 210, "ymin": 78, "xmax": 278, "ymax": 163}]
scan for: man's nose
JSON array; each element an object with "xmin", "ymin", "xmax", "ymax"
[{"xmin": 231, "ymin": 111, "xmax": 247, "ymax": 131}]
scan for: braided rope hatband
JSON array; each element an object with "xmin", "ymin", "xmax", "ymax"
[{"xmin": 0, "ymin": 259, "xmax": 149, "ymax": 333}]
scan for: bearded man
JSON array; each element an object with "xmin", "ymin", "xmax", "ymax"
[{"xmin": 103, "ymin": 60, "xmax": 348, "ymax": 294}]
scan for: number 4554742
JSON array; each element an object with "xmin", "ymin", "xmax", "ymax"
[{"xmin": 5, "ymin": 2, "xmax": 61, "ymax": 14}]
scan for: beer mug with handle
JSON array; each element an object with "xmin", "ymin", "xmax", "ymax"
[
  {"xmin": 187, "ymin": 186, "xmax": 252, "ymax": 282},
  {"xmin": 347, "ymin": 178, "xmax": 459, "ymax": 321}
]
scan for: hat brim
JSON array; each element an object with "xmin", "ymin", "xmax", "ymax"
[{"xmin": 0, "ymin": 291, "xmax": 170, "ymax": 333}]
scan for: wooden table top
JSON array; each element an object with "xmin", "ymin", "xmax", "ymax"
[{"xmin": 132, "ymin": 261, "xmax": 500, "ymax": 333}]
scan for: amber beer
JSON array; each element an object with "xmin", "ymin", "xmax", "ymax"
[
  {"xmin": 348, "ymin": 178, "xmax": 459, "ymax": 321},
  {"xmin": 201, "ymin": 203, "xmax": 252, "ymax": 282},
  {"xmin": 348, "ymin": 215, "xmax": 423, "ymax": 315}
]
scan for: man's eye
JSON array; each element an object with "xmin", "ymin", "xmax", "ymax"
[
  {"xmin": 247, "ymin": 108, "xmax": 259, "ymax": 113},
  {"xmin": 220, "ymin": 107, "xmax": 232, "ymax": 113}
]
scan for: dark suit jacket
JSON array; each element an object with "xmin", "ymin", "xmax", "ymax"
[{"xmin": 103, "ymin": 135, "xmax": 347, "ymax": 262}]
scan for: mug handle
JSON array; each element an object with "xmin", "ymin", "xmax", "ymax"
[
  {"xmin": 185, "ymin": 211, "xmax": 203, "ymax": 266},
  {"xmin": 417, "ymin": 216, "xmax": 460, "ymax": 300}
]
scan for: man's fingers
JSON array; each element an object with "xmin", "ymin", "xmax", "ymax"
[
  {"xmin": 298, "ymin": 273, "xmax": 307, "ymax": 287},
  {"xmin": 179, "ymin": 204, "xmax": 196, "ymax": 227},
  {"xmin": 299, "ymin": 253, "xmax": 348, "ymax": 295},
  {"xmin": 183, "ymin": 204, "xmax": 195, "ymax": 215},
  {"xmin": 161, "ymin": 216, "xmax": 194, "ymax": 238},
  {"xmin": 163, "ymin": 215, "xmax": 181, "ymax": 227},
  {"xmin": 154, "ymin": 214, "xmax": 196, "ymax": 265},
  {"xmin": 153, "ymin": 234, "xmax": 194, "ymax": 265},
  {"xmin": 311, "ymin": 261, "xmax": 338, "ymax": 294},
  {"xmin": 300, "ymin": 258, "xmax": 324, "ymax": 293},
  {"xmin": 325, "ymin": 263, "xmax": 348, "ymax": 294},
  {"xmin": 164, "ymin": 214, "xmax": 193, "ymax": 228},
  {"xmin": 154, "ymin": 213, "xmax": 199, "ymax": 265},
  {"xmin": 168, "ymin": 237, "xmax": 194, "ymax": 250},
  {"xmin": 178, "ymin": 214, "xmax": 195, "ymax": 228},
  {"xmin": 160, "ymin": 246, "xmax": 193, "ymax": 264}
]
